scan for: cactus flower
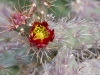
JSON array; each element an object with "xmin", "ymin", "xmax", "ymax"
[
  {"xmin": 12, "ymin": 13, "xmax": 26, "ymax": 26},
  {"xmin": 29, "ymin": 21, "xmax": 54, "ymax": 48}
]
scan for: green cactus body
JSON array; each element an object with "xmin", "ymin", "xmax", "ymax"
[
  {"xmin": 43, "ymin": 46, "xmax": 78, "ymax": 75},
  {"xmin": 49, "ymin": 18, "xmax": 100, "ymax": 49}
]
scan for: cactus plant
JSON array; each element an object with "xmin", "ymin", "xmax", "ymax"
[{"xmin": 0, "ymin": 0, "xmax": 100, "ymax": 75}]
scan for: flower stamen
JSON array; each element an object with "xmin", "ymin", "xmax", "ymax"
[{"xmin": 31, "ymin": 25, "xmax": 49, "ymax": 41}]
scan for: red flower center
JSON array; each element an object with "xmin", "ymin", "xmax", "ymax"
[{"xmin": 29, "ymin": 21, "xmax": 54, "ymax": 48}]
